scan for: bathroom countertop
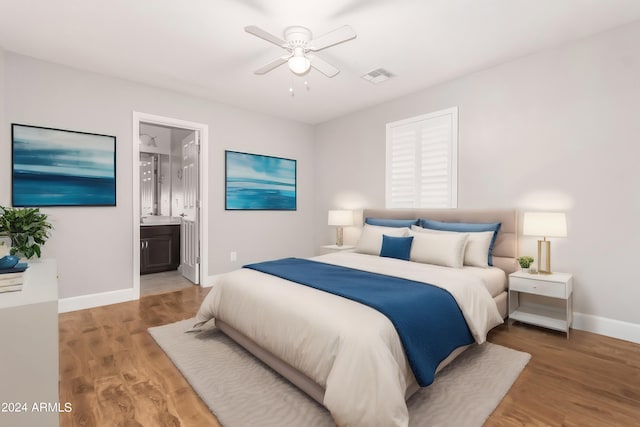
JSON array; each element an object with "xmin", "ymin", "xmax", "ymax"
[{"xmin": 140, "ymin": 217, "xmax": 181, "ymax": 226}]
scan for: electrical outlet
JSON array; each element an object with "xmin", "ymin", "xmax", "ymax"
[{"xmin": 230, "ymin": 251, "xmax": 237, "ymax": 262}]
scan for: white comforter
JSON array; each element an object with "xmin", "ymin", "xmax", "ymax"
[{"xmin": 195, "ymin": 252, "xmax": 503, "ymax": 427}]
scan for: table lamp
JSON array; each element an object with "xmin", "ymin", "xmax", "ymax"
[
  {"xmin": 522, "ymin": 212, "xmax": 567, "ymax": 274},
  {"xmin": 328, "ymin": 210, "xmax": 353, "ymax": 247}
]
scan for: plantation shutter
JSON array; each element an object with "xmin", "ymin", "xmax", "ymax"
[{"xmin": 386, "ymin": 107, "xmax": 458, "ymax": 208}]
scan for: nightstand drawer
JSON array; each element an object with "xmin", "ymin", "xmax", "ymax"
[{"xmin": 509, "ymin": 276, "xmax": 566, "ymax": 298}]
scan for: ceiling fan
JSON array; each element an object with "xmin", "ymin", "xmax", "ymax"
[{"xmin": 245, "ymin": 25, "xmax": 356, "ymax": 78}]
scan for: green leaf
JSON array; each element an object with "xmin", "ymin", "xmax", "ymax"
[{"xmin": 0, "ymin": 206, "xmax": 53, "ymax": 259}]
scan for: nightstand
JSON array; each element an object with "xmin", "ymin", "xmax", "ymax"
[
  {"xmin": 318, "ymin": 244, "xmax": 355, "ymax": 255},
  {"xmin": 508, "ymin": 271, "xmax": 573, "ymax": 338}
]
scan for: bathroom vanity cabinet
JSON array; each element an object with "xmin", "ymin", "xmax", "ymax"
[{"xmin": 140, "ymin": 224, "xmax": 180, "ymax": 274}]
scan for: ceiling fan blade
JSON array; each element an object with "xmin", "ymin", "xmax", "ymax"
[
  {"xmin": 309, "ymin": 54, "xmax": 340, "ymax": 78},
  {"xmin": 307, "ymin": 25, "xmax": 356, "ymax": 51},
  {"xmin": 245, "ymin": 25, "xmax": 288, "ymax": 48},
  {"xmin": 254, "ymin": 56, "xmax": 288, "ymax": 75}
]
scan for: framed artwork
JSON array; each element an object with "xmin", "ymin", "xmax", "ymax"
[
  {"xmin": 12, "ymin": 124, "xmax": 116, "ymax": 207},
  {"xmin": 225, "ymin": 150, "xmax": 296, "ymax": 210}
]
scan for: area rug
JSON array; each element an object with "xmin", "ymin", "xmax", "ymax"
[{"xmin": 149, "ymin": 319, "xmax": 530, "ymax": 427}]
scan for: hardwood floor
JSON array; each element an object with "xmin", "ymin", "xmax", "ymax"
[
  {"xmin": 488, "ymin": 323, "xmax": 640, "ymax": 426},
  {"xmin": 59, "ymin": 286, "xmax": 219, "ymax": 427},
  {"xmin": 59, "ymin": 286, "xmax": 640, "ymax": 426}
]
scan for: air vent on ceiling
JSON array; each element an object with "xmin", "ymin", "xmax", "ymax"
[{"xmin": 361, "ymin": 68, "xmax": 395, "ymax": 84}]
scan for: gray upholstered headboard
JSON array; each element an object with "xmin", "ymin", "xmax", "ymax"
[{"xmin": 362, "ymin": 208, "xmax": 518, "ymax": 275}]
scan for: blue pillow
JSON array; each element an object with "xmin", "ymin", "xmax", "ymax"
[
  {"xmin": 379, "ymin": 235, "xmax": 414, "ymax": 261},
  {"xmin": 419, "ymin": 219, "xmax": 502, "ymax": 266},
  {"xmin": 365, "ymin": 218, "xmax": 419, "ymax": 228}
]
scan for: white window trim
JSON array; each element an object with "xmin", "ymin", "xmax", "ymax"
[{"xmin": 385, "ymin": 107, "xmax": 458, "ymax": 208}]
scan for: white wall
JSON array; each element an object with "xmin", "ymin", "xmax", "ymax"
[
  {"xmin": 315, "ymin": 22, "xmax": 640, "ymax": 330},
  {"xmin": 1, "ymin": 53, "xmax": 315, "ymax": 299}
]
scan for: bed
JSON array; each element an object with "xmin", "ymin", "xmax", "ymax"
[{"xmin": 195, "ymin": 208, "xmax": 517, "ymax": 426}]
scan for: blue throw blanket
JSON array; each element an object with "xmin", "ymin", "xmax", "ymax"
[{"xmin": 244, "ymin": 258, "xmax": 474, "ymax": 386}]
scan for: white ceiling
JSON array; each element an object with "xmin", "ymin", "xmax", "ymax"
[{"xmin": 1, "ymin": 0, "xmax": 640, "ymax": 124}]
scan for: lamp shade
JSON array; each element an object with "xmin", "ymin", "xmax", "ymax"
[
  {"xmin": 522, "ymin": 212, "xmax": 567, "ymax": 237},
  {"xmin": 328, "ymin": 210, "xmax": 353, "ymax": 227}
]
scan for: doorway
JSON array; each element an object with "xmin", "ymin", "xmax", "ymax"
[{"xmin": 132, "ymin": 112, "xmax": 209, "ymax": 298}]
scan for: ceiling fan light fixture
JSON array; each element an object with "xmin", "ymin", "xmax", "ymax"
[
  {"xmin": 247, "ymin": 25, "xmax": 355, "ymax": 78},
  {"xmin": 288, "ymin": 47, "xmax": 311, "ymax": 75},
  {"xmin": 288, "ymin": 56, "xmax": 310, "ymax": 74}
]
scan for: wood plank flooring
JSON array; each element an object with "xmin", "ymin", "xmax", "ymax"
[
  {"xmin": 59, "ymin": 286, "xmax": 219, "ymax": 427},
  {"xmin": 59, "ymin": 286, "xmax": 640, "ymax": 426},
  {"xmin": 488, "ymin": 322, "xmax": 640, "ymax": 426}
]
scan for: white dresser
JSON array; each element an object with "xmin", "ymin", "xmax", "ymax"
[{"xmin": 0, "ymin": 259, "xmax": 59, "ymax": 426}]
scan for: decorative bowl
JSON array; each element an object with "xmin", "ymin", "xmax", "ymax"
[{"xmin": 0, "ymin": 255, "xmax": 19, "ymax": 269}]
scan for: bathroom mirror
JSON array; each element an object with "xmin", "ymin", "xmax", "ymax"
[{"xmin": 140, "ymin": 152, "xmax": 171, "ymax": 217}]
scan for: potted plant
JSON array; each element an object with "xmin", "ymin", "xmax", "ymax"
[
  {"xmin": 516, "ymin": 255, "xmax": 534, "ymax": 273},
  {"xmin": 0, "ymin": 206, "xmax": 53, "ymax": 259}
]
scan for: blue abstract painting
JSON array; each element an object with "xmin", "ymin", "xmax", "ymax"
[
  {"xmin": 12, "ymin": 124, "xmax": 116, "ymax": 207},
  {"xmin": 225, "ymin": 150, "xmax": 296, "ymax": 210}
]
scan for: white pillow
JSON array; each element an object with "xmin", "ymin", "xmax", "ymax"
[
  {"xmin": 411, "ymin": 225, "xmax": 492, "ymax": 268},
  {"xmin": 408, "ymin": 230, "xmax": 468, "ymax": 268},
  {"xmin": 355, "ymin": 224, "xmax": 409, "ymax": 255}
]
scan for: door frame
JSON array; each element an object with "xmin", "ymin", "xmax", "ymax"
[{"xmin": 132, "ymin": 112, "xmax": 209, "ymax": 298}]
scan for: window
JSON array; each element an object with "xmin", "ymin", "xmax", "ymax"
[{"xmin": 385, "ymin": 107, "xmax": 458, "ymax": 208}]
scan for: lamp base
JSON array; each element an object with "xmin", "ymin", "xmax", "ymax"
[
  {"xmin": 537, "ymin": 239, "xmax": 552, "ymax": 274},
  {"xmin": 336, "ymin": 227, "xmax": 344, "ymax": 247}
]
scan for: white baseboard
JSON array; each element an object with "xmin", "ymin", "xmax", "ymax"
[
  {"xmin": 58, "ymin": 275, "xmax": 221, "ymax": 312},
  {"xmin": 573, "ymin": 312, "xmax": 640, "ymax": 344},
  {"xmin": 58, "ymin": 288, "xmax": 138, "ymax": 313}
]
